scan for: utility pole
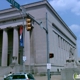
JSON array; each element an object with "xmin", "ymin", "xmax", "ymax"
[
  {"xmin": 6, "ymin": 0, "xmax": 26, "ymax": 72},
  {"xmin": 46, "ymin": 12, "xmax": 50, "ymax": 80},
  {"xmin": 19, "ymin": 11, "xmax": 26, "ymax": 72}
]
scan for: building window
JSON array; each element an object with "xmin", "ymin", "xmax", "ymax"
[
  {"xmin": 66, "ymin": 42, "xmax": 68, "ymax": 51},
  {"xmin": 57, "ymin": 69, "xmax": 59, "ymax": 72},
  {"xmin": 63, "ymin": 40, "xmax": 65, "ymax": 50},
  {"xmin": 67, "ymin": 43, "xmax": 69, "ymax": 51},
  {"xmin": 65, "ymin": 41, "xmax": 66, "ymax": 51},
  {"xmin": 58, "ymin": 35, "xmax": 60, "ymax": 47},
  {"xmin": 65, "ymin": 41, "xmax": 67, "ymax": 51},
  {"xmin": 60, "ymin": 37, "xmax": 62, "ymax": 48},
  {"xmin": 61, "ymin": 38, "xmax": 63, "ymax": 49}
]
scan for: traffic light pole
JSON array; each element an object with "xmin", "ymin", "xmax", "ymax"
[
  {"xmin": 27, "ymin": 12, "xmax": 50, "ymax": 80},
  {"xmin": 19, "ymin": 11, "xmax": 25, "ymax": 72},
  {"xmin": 10, "ymin": 2, "xmax": 50, "ymax": 77},
  {"xmin": 7, "ymin": 0, "xmax": 50, "ymax": 76},
  {"xmin": 46, "ymin": 12, "xmax": 50, "ymax": 80},
  {"xmin": 10, "ymin": 5, "xmax": 26, "ymax": 72},
  {"xmin": 26, "ymin": 12, "xmax": 50, "ymax": 80}
]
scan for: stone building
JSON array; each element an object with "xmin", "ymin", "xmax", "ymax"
[{"xmin": 0, "ymin": 0, "xmax": 77, "ymax": 74}]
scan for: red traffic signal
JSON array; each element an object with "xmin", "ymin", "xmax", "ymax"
[{"xmin": 49, "ymin": 53, "xmax": 54, "ymax": 58}]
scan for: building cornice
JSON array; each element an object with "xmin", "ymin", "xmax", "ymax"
[
  {"xmin": 45, "ymin": 1, "xmax": 77, "ymax": 40},
  {"xmin": 0, "ymin": 0, "xmax": 76, "ymax": 39}
]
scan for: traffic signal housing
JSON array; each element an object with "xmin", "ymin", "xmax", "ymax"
[
  {"xmin": 49, "ymin": 53, "xmax": 54, "ymax": 58},
  {"xmin": 26, "ymin": 18, "xmax": 32, "ymax": 31}
]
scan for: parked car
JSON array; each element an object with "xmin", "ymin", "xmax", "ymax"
[
  {"xmin": 4, "ymin": 73, "xmax": 35, "ymax": 80},
  {"xmin": 4, "ymin": 74, "xmax": 13, "ymax": 80}
]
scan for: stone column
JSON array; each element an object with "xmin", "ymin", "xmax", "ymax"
[
  {"xmin": 24, "ymin": 27, "xmax": 30, "ymax": 65},
  {"xmin": 12, "ymin": 28, "xmax": 19, "ymax": 63},
  {"xmin": 1, "ymin": 29, "xmax": 8, "ymax": 66}
]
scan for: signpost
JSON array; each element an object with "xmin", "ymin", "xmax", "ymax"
[
  {"xmin": 7, "ymin": 0, "xmax": 20, "ymax": 10},
  {"xmin": 6, "ymin": 0, "xmax": 26, "ymax": 72},
  {"xmin": 6, "ymin": 0, "xmax": 50, "ymax": 80}
]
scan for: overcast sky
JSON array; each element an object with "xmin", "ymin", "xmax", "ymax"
[{"xmin": 0, "ymin": 0, "xmax": 80, "ymax": 57}]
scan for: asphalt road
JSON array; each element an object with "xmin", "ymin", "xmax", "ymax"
[{"xmin": 0, "ymin": 75, "xmax": 61, "ymax": 80}]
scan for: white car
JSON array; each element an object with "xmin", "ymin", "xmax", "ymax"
[{"xmin": 4, "ymin": 73, "xmax": 35, "ymax": 80}]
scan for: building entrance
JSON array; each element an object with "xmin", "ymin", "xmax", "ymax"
[{"xmin": 7, "ymin": 28, "xmax": 13, "ymax": 66}]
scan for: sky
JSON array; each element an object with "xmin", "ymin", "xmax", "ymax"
[
  {"xmin": 49, "ymin": 0, "xmax": 80, "ymax": 57},
  {"xmin": 0, "ymin": 0, "xmax": 80, "ymax": 57}
]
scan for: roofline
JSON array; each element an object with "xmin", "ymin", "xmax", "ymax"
[
  {"xmin": 45, "ymin": 1, "xmax": 77, "ymax": 40},
  {"xmin": 0, "ymin": 0, "xmax": 77, "ymax": 39},
  {"xmin": 0, "ymin": 0, "xmax": 45, "ymax": 13}
]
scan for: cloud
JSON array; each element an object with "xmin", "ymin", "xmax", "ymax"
[
  {"xmin": 71, "ymin": 1, "xmax": 80, "ymax": 15},
  {"xmin": 69, "ymin": 24, "xmax": 80, "ymax": 56},
  {"xmin": 69, "ymin": 24, "xmax": 80, "ymax": 35},
  {"xmin": 49, "ymin": 0, "xmax": 80, "ymax": 15},
  {"xmin": 69, "ymin": 24, "xmax": 80, "ymax": 38},
  {"xmin": 69, "ymin": 24, "xmax": 80, "ymax": 32},
  {"xmin": 77, "ymin": 40, "xmax": 80, "ymax": 56}
]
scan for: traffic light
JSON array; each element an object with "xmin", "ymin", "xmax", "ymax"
[
  {"xmin": 26, "ymin": 18, "xmax": 32, "ymax": 31},
  {"xmin": 49, "ymin": 53, "xmax": 54, "ymax": 58}
]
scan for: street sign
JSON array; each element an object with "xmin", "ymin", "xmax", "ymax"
[
  {"xmin": 47, "ymin": 63, "xmax": 51, "ymax": 69},
  {"xmin": 23, "ymin": 56, "xmax": 27, "ymax": 61},
  {"xmin": 7, "ymin": 0, "xmax": 20, "ymax": 10}
]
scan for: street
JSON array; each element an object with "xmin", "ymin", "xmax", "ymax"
[{"xmin": 0, "ymin": 75, "xmax": 61, "ymax": 80}]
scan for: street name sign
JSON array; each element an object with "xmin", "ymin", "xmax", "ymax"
[{"xmin": 7, "ymin": 0, "xmax": 20, "ymax": 10}]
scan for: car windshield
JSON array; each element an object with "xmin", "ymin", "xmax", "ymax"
[{"xmin": 12, "ymin": 75, "xmax": 26, "ymax": 79}]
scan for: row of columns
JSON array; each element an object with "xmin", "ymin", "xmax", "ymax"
[{"xmin": 1, "ymin": 27, "xmax": 31, "ymax": 66}]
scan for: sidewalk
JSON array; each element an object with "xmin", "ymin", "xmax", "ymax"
[
  {"xmin": 0, "ymin": 76, "xmax": 3, "ymax": 80},
  {"xmin": 34, "ymin": 75, "xmax": 61, "ymax": 80}
]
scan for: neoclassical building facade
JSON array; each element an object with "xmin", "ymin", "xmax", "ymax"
[{"xmin": 0, "ymin": 0, "xmax": 78, "ymax": 74}]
